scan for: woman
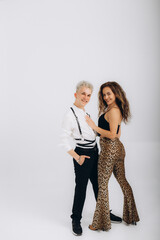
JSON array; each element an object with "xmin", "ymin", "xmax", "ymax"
[{"xmin": 85, "ymin": 81, "xmax": 140, "ymax": 231}]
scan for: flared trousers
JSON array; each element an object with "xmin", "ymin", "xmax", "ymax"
[{"xmin": 92, "ymin": 138, "xmax": 140, "ymax": 231}]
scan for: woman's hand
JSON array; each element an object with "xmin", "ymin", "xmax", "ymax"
[{"xmin": 85, "ymin": 115, "xmax": 96, "ymax": 130}]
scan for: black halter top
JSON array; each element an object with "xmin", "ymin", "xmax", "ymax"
[{"xmin": 98, "ymin": 113, "xmax": 120, "ymax": 135}]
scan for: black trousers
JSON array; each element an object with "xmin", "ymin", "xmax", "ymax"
[{"xmin": 71, "ymin": 144, "xmax": 99, "ymax": 222}]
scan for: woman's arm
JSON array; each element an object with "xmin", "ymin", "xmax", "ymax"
[{"xmin": 86, "ymin": 108, "xmax": 121, "ymax": 140}]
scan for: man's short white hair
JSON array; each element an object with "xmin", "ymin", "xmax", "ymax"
[{"xmin": 76, "ymin": 81, "xmax": 93, "ymax": 92}]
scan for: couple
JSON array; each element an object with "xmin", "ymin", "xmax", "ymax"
[{"xmin": 61, "ymin": 81, "xmax": 139, "ymax": 236}]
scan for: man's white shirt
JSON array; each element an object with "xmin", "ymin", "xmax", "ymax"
[{"xmin": 61, "ymin": 105, "xmax": 96, "ymax": 151}]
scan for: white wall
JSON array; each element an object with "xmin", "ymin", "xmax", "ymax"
[{"xmin": 0, "ymin": 1, "xmax": 160, "ymax": 240}]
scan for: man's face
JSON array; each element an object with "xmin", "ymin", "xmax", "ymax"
[{"xmin": 74, "ymin": 87, "xmax": 92, "ymax": 109}]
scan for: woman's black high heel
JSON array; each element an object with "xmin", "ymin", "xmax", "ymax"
[{"xmin": 132, "ymin": 221, "xmax": 137, "ymax": 225}]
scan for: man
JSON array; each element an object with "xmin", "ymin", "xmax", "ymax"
[{"xmin": 61, "ymin": 81, "xmax": 122, "ymax": 236}]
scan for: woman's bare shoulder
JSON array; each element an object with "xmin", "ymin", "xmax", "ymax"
[
  {"xmin": 108, "ymin": 107, "xmax": 122, "ymax": 121},
  {"xmin": 109, "ymin": 107, "xmax": 120, "ymax": 115}
]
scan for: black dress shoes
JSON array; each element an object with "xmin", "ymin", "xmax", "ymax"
[
  {"xmin": 72, "ymin": 220, "xmax": 82, "ymax": 236},
  {"xmin": 110, "ymin": 210, "xmax": 122, "ymax": 223}
]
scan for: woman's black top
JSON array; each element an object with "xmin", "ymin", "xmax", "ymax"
[{"xmin": 98, "ymin": 113, "xmax": 120, "ymax": 136}]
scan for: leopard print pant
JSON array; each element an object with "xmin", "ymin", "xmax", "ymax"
[{"xmin": 92, "ymin": 137, "xmax": 140, "ymax": 231}]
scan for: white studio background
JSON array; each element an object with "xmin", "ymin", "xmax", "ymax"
[{"xmin": 0, "ymin": 0, "xmax": 160, "ymax": 240}]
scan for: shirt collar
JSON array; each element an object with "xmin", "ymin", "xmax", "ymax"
[{"xmin": 72, "ymin": 104, "xmax": 86, "ymax": 113}]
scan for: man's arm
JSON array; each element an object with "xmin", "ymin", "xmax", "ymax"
[
  {"xmin": 61, "ymin": 112, "xmax": 90, "ymax": 165},
  {"xmin": 68, "ymin": 149, "xmax": 90, "ymax": 165},
  {"xmin": 67, "ymin": 149, "xmax": 79, "ymax": 161}
]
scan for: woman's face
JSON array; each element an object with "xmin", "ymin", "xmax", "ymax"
[{"xmin": 102, "ymin": 87, "xmax": 116, "ymax": 106}]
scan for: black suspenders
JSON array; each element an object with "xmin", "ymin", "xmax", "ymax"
[
  {"xmin": 70, "ymin": 107, "xmax": 83, "ymax": 140},
  {"xmin": 70, "ymin": 107, "xmax": 96, "ymax": 147}
]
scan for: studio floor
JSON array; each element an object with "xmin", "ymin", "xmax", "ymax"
[{"xmin": 0, "ymin": 142, "xmax": 159, "ymax": 240}]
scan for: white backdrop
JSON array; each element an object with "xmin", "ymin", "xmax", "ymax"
[{"xmin": 0, "ymin": 0, "xmax": 160, "ymax": 240}]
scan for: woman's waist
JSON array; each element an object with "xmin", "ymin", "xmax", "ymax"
[
  {"xmin": 100, "ymin": 137, "xmax": 123, "ymax": 146},
  {"xmin": 100, "ymin": 137, "xmax": 120, "ymax": 142}
]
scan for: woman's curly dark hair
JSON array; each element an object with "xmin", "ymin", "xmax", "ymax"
[{"xmin": 98, "ymin": 81, "xmax": 131, "ymax": 123}]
